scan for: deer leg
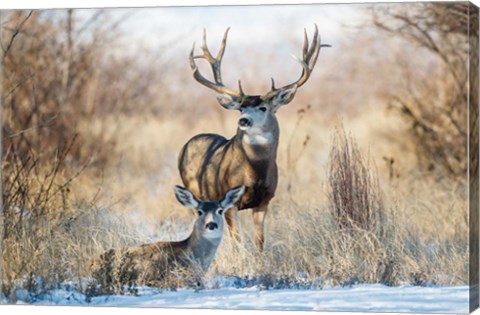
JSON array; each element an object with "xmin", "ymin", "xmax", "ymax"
[
  {"xmin": 225, "ymin": 206, "xmax": 241, "ymax": 243},
  {"xmin": 252, "ymin": 204, "xmax": 268, "ymax": 251}
]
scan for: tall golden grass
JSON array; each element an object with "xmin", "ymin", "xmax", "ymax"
[{"xmin": 81, "ymin": 109, "xmax": 467, "ymax": 290}]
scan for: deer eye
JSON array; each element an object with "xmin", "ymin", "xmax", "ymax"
[
  {"xmin": 196, "ymin": 210, "xmax": 204, "ymax": 216},
  {"xmin": 259, "ymin": 106, "xmax": 267, "ymax": 112},
  {"xmin": 217, "ymin": 209, "xmax": 224, "ymax": 215}
]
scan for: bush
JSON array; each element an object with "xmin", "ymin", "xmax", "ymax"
[
  {"xmin": 1, "ymin": 9, "xmax": 162, "ymax": 300},
  {"xmin": 328, "ymin": 126, "xmax": 386, "ymax": 234},
  {"xmin": 372, "ymin": 3, "xmax": 475, "ymax": 178}
]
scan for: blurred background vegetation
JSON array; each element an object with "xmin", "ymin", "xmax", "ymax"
[{"xmin": 0, "ymin": 2, "xmax": 476, "ymax": 301}]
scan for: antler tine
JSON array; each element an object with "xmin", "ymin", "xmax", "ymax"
[
  {"xmin": 307, "ymin": 25, "xmax": 331, "ymax": 70},
  {"xmin": 238, "ymin": 80, "xmax": 245, "ymax": 97},
  {"xmin": 296, "ymin": 24, "xmax": 320, "ymax": 87},
  {"xmin": 189, "ymin": 42, "xmax": 198, "ymax": 70},
  {"xmin": 307, "ymin": 24, "xmax": 319, "ymax": 66},
  {"xmin": 264, "ymin": 24, "xmax": 328, "ymax": 100},
  {"xmin": 291, "ymin": 54, "xmax": 312, "ymax": 87},
  {"xmin": 200, "ymin": 28, "xmax": 215, "ymax": 63},
  {"xmin": 189, "ymin": 28, "xmax": 243, "ymax": 98},
  {"xmin": 217, "ymin": 27, "xmax": 230, "ymax": 60},
  {"xmin": 303, "ymin": 28, "xmax": 309, "ymax": 61},
  {"xmin": 291, "ymin": 24, "xmax": 325, "ymax": 89}
]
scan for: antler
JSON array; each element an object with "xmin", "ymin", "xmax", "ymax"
[
  {"xmin": 190, "ymin": 28, "xmax": 245, "ymax": 99},
  {"xmin": 264, "ymin": 24, "xmax": 330, "ymax": 99}
]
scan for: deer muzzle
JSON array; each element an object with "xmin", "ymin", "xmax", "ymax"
[
  {"xmin": 239, "ymin": 117, "xmax": 251, "ymax": 128},
  {"xmin": 205, "ymin": 222, "xmax": 218, "ymax": 230}
]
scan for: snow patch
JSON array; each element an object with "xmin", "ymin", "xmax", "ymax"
[{"xmin": 12, "ymin": 283, "xmax": 469, "ymax": 313}]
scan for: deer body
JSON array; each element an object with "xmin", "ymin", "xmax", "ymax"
[
  {"xmin": 90, "ymin": 186, "xmax": 245, "ymax": 289},
  {"xmin": 179, "ymin": 117, "xmax": 279, "ymax": 210},
  {"xmin": 179, "ymin": 26, "xmax": 328, "ymax": 250}
]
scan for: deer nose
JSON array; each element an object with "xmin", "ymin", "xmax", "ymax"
[
  {"xmin": 205, "ymin": 222, "xmax": 218, "ymax": 230},
  {"xmin": 239, "ymin": 118, "xmax": 251, "ymax": 127}
]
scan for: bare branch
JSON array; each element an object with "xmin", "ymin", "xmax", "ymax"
[{"xmin": 1, "ymin": 10, "xmax": 33, "ymax": 61}]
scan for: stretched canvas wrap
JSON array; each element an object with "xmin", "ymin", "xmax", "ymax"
[{"xmin": 0, "ymin": 1, "xmax": 479, "ymax": 314}]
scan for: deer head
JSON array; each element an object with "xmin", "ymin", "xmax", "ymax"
[
  {"xmin": 174, "ymin": 185, "xmax": 245, "ymax": 239},
  {"xmin": 189, "ymin": 24, "xmax": 330, "ymax": 139}
]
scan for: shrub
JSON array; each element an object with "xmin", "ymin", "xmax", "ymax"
[
  {"xmin": 328, "ymin": 126, "xmax": 386, "ymax": 234},
  {"xmin": 372, "ymin": 3, "xmax": 475, "ymax": 178}
]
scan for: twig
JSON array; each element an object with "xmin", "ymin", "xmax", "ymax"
[{"xmin": 1, "ymin": 11, "xmax": 33, "ymax": 61}]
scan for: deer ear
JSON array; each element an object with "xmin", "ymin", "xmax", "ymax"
[
  {"xmin": 216, "ymin": 94, "xmax": 241, "ymax": 110},
  {"xmin": 271, "ymin": 86, "xmax": 297, "ymax": 111},
  {"xmin": 221, "ymin": 185, "xmax": 245, "ymax": 209},
  {"xmin": 174, "ymin": 185, "xmax": 199, "ymax": 209}
]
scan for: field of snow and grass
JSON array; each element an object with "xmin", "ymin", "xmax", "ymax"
[
  {"xmin": 16, "ymin": 281, "xmax": 469, "ymax": 314},
  {"xmin": 2, "ymin": 7, "xmax": 473, "ymax": 315}
]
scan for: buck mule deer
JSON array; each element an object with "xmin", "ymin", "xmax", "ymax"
[
  {"xmin": 90, "ymin": 185, "xmax": 245, "ymax": 289},
  {"xmin": 179, "ymin": 25, "xmax": 329, "ymax": 250}
]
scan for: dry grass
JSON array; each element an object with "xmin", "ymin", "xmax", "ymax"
[
  {"xmin": 2, "ymin": 93, "xmax": 468, "ymax": 300},
  {"xmin": 74, "ymin": 105, "xmax": 468, "ymax": 292},
  {"xmin": 118, "ymin": 108, "xmax": 463, "ymax": 289},
  {"xmin": 4, "ymin": 107, "xmax": 468, "ymax": 299},
  {"xmin": 206, "ymin": 119, "xmax": 467, "ymax": 287}
]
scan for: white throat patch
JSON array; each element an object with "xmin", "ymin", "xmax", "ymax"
[
  {"xmin": 202, "ymin": 229, "xmax": 222, "ymax": 239},
  {"xmin": 243, "ymin": 129, "xmax": 273, "ymax": 146}
]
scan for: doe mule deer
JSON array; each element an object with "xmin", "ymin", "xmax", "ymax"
[{"xmin": 90, "ymin": 185, "xmax": 245, "ymax": 290}]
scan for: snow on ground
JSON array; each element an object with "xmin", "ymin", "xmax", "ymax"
[{"xmin": 28, "ymin": 284, "xmax": 469, "ymax": 313}]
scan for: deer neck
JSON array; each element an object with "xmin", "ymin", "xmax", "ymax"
[
  {"xmin": 237, "ymin": 118, "xmax": 279, "ymax": 160},
  {"xmin": 186, "ymin": 230, "xmax": 222, "ymax": 270}
]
